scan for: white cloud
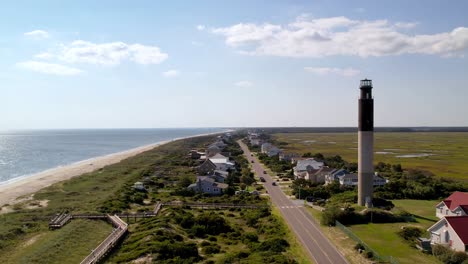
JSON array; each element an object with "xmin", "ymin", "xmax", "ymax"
[
  {"xmin": 57, "ymin": 40, "xmax": 168, "ymax": 65},
  {"xmin": 196, "ymin": 25, "xmax": 206, "ymax": 31},
  {"xmin": 34, "ymin": 52, "xmax": 54, "ymax": 59},
  {"xmin": 16, "ymin": 61, "xmax": 83, "ymax": 76},
  {"xmin": 162, "ymin": 70, "xmax": 180, "ymax": 77},
  {"xmin": 304, "ymin": 67, "xmax": 360, "ymax": 77},
  {"xmin": 24, "ymin": 30, "xmax": 49, "ymax": 39},
  {"xmin": 235, "ymin": 81, "xmax": 253, "ymax": 87},
  {"xmin": 212, "ymin": 16, "xmax": 468, "ymax": 57}
]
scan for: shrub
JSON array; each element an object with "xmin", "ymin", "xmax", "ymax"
[
  {"xmin": 354, "ymin": 243, "xmax": 365, "ymax": 251},
  {"xmin": 364, "ymin": 251, "xmax": 374, "ymax": 259},
  {"xmin": 257, "ymin": 238, "xmax": 289, "ymax": 253},
  {"xmin": 202, "ymin": 244, "xmax": 221, "ymax": 255},
  {"xmin": 397, "ymin": 226, "xmax": 422, "ymax": 242},
  {"xmin": 242, "ymin": 232, "xmax": 259, "ymax": 243}
]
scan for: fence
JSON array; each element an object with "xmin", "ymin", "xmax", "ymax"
[{"xmin": 335, "ymin": 221, "xmax": 399, "ymax": 264}]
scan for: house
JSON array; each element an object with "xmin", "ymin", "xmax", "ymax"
[
  {"xmin": 133, "ymin": 182, "xmax": 146, "ymax": 191},
  {"xmin": 209, "ymin": 153, "xmax": 229, "ymax": 164},
  {"xmin": 208, "ymin": 153, "xmax": 236, "ymax": 171},
  {"xmin": 307, "ymin": 167, "xmax": 335, "ymax": 184},
  {"xmin": 207, "ymin": 170, "xmax": 229, "ymax": 183},
  {"xmin": 261, "ymin": 143, "xmax": 273, "ymax": 153},
  {"xmin": 188, "ymin": 150, "xmax": 204, "ymax": 159},
  {"xmin": 435, "ymin": 192, "xmax": 468, "ymax": 219},
  {"xmin": 209, "ymin": 140, "xmax": 226, "ymax": 149},
  {"xmin": 206, "ymin": 145, "xmax": 222, "ymax": 158},
  {"xmin": 427, "ymin": 216, "xmax": 468, "ymax": 252},
  {"xmin": 187, "ymin": 176, "xmax": 229, "ymax": 195},
  {"xmin": 266, "ymin": 148, "xmax": 281, "ymax": 157},
  {"xmin": 338, "ymin": 174, "xmax": 387, "ymax": 187},
  {"xmin": 279, "ymin": 152, "xmax": 300, "ymax": 162},
  {"xmin": 250, "ymin": 138, "xmax": 262, "ymax": 146},
  {"xmin": 197, "ymin": 159, "xmax": 217, "ymax": 175},
  {"xmin": 293, "ymin": 158, "xmax": 324, "ymax": 179},
  {"xmin": 324, "ymin": 169, "xmax": 350, "ymax": 185}
]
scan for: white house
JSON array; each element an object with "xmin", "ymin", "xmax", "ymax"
[
  {"xmin": 209, "ymin": 153, "xmax": 229, "ymax": 164},
  {"xmin": 338, "ymin": 174, "xmax": 387, "ymax": 187},
  {"xmin": 187, "ymin": 176, "xmax": 228, "ymax": 195},
  {"xmin": 427, "ymin": 216, "xmax": 468, "ymax": 252},
  {"xmin": 293, "ymin": 158, "xmax": 324, "ymax": 179},
  {"xmin": 435, "ymin": 192, "xmax": 468, "ymax": 219}
]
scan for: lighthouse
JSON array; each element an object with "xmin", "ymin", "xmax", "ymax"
[{"xmin": 358, "ymin": 79, "xmax": 374, "ymax": 207}]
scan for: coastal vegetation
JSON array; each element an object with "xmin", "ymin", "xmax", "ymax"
[{"xmin": 0, "ymin": 134, "xmax": 308, "ymax": 263}]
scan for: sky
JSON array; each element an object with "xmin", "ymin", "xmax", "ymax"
[{"xmin": 1, "ymin": 0, "xmax": 468, "ymax": 129}]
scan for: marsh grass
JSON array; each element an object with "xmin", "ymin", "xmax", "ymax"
[{"xmin": 273, "ymin": 132, "xmax": 468, "ymax": 180}]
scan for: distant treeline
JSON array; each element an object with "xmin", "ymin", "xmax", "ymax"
[{"xmin": 239, "ymin": 127, "xmax": 468, "ymax": 133}]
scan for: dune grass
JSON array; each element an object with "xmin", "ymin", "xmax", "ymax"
[
  {"xmin": 273, "ymin": 132, "xmax": 468, "ymax": 181},
  {"xmin": 3, "ymin": 219, "xmax": 112, "ymax": 264}
]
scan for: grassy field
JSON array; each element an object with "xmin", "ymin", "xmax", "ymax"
[
  {"xmin": 347, "ymin": 199, "xmax": 441, "ymax": 264},
  {"xmin": 273, "ymin": 132, "xmax": 468, "ymax": 180},
  {"xmin": 3, "ymin": 219, "xmax": 112, "ymax": 264}
]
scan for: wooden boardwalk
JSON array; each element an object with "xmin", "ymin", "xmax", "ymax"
[
  {"xmin": 49, "ymin": 213, "xmax": 72, "ymax": 229},
  {"xmin": 80, "ymin": 215, "xmax": 128, "ymax": 264}
]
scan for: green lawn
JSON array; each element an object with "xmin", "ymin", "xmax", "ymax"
[
  {"xmin": 273, "ymin": 132, "xmax": 468, "ymax": 181},
  {"xmin": 347, "ymin": 199, "xmax": 442, "ymax": 264},
  {"xmin": 349, "ymin": 223, "xmax": 439, "ymax": 264},
  {"xmin": 392, "ymin": 199, "xmax": 439, "ymax": 226}
]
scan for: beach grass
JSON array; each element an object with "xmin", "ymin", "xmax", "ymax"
[
  {"xmin": 3, "ymin": 219, "xmax": 112, "ymax": 264},
  {"xmin": 273, "ymin": 132, "xmax": 468, "ymax": 180}
]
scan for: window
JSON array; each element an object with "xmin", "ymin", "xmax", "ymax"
[
  {"xmin": 446, "ymin": 209, "xmax": 449, "ymax": 215},
  {"xmin": 214, "ymin": 188, "xmax": 218, "ymax": 192}
]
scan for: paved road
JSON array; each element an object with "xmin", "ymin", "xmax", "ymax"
[{"xmin": 238, "ymin": 140, "xmax": 348, "ymax": 264}]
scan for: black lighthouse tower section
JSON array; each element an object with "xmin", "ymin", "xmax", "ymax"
[{"xmin": 359, "ymin": 79, "xmax": 373, "ymax": 131}]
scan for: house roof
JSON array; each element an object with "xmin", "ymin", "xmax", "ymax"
[
  {"xmin": 446, "ymin": 216, "xmax": 468, "ymax": 244},
  {"xmin": 209, "ymin": 153, "xmax": 228, "ymax": 160},
  {"xmin": 213, "ymin": 182, "xmax": 229, "ymax": 189},
  {"xmin": 295, "ymin": 158, "xmax": 324, "ymax": 171},
  {"xmin": 340, "ymin": 173, "xmax": 358, "ymax": 180},
  {"xmin": 442, "ymin": 192, "xmax": 468, "ymax": 211}
]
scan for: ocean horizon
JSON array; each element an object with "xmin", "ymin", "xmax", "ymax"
[{"xmin": 0, "ymin": 128, "xmax": 227, "ymax": 184}]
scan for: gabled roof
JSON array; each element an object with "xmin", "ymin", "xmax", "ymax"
[
  {"xmin": 442, "ymin": 192, "xmax": 468, "ymax": 211},
  {"xmin": 295, "ymin": 158, "xmax": 324, "ymax": 171},
  {"xmin": 446, "ymin": 216, "xmax": 468, "ymax": 244},
  {"xmin": 199, "ymin": 159, "xmax": 217, "ymax": 169},
  {"xmin": 209, "ymin": 153, "xmax": 228, "ymax": 160}
]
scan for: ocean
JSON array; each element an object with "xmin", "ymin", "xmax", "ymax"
[{"xmin": 0, "ymin": 128, "xmax": 226, "ymax": 184}]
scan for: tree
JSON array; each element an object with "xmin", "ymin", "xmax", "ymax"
[{"xmin": 178, "ymin": 175, "xmax": 194, "ymax": 188}]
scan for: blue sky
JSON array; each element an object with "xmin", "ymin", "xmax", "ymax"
[{"xmin": 1, "ymin": 0, "xmax": 468, "ymax": 129}]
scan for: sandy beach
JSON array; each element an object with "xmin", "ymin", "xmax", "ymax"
[{"xmin": 0, "ymin": 131, "xmax": 226, "ymax": 207}]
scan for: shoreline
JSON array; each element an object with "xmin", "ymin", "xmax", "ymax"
[{"xmin": 0, "ymin": 130, "xmax": 227, "ymax": 207}]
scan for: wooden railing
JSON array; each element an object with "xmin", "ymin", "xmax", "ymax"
[{"xmin": 80, "ymin": 215, "xmax": 128, "ymax": 264}]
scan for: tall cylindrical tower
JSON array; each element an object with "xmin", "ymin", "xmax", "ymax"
[{"xmin": 358, "ymin": 79, "xmax": 374, "ymax": 207}]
